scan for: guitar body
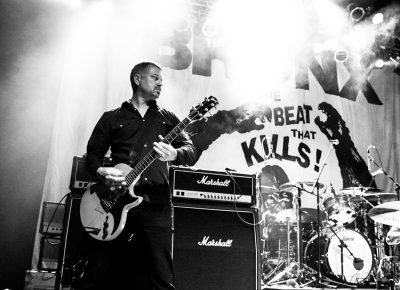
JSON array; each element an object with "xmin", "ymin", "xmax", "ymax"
[{"xmin": 80, "ymin": 163, "xmax": 143, "ymax": 241}]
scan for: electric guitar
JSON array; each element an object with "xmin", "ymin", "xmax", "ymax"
[{"xmin": 80, "ymin": 96, "xmax": 218, "ymax": 241}]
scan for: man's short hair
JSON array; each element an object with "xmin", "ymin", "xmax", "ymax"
[{"xmin": 130, "ymin": 61, "xmax": 162, "ymax": 90}]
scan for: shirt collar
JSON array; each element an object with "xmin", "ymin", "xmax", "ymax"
[{"xmin": 121, "ymin": 100, "xmax": 159, "ymax": 112}]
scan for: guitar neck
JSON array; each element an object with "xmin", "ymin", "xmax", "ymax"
[{"xmin": 124, "ymin": 116, "xmax": 192, "ymax": 186}]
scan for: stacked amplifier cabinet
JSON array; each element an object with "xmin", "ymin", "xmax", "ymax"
[{"xmin": 170, "ymin": 166, "xmax": 261, "ymax": 290}]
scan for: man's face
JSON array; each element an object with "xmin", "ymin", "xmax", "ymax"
[{"xmin": 137, "ymin": 66, "xmax": 163, "ymax": 101}]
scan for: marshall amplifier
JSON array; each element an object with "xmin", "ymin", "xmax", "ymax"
[
  {"xmin": 69, "ymin": 155, "xmax": 112, "ymax": 191},
  {"xmin": 173, "ymin": 203, "xmax": 261, "ymax": 290},
  {"xmin": 170, "ymin": 166, "xmax": 256, "ymax": 205}
]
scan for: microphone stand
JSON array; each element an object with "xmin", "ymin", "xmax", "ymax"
[
  {"xmin": 308, "ymin": 139, "xmax": 337, "ymax": 286},
  {"xmin": 327, "ymin": 225, "xmax": 360, "ymax": 284},
  {"xmin": 368, "ymin": 157, "xmax": 400, "ymax": 201}
]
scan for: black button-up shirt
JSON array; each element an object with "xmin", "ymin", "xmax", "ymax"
[{"xmin": 86, "ymin": 100, "xmax": 197, "ymax": 204}]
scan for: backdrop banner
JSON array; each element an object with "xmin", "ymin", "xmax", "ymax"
[{"xmin": 32, "ymin": 2, "xmax": 400, "ymax": 269}]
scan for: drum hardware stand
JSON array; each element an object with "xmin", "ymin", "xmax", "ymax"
[
  {"xmin": 267, "ymin": 186, "xmax": 320, "ymax": 287},
  {"xmin": 303, "ymin": 139, "xmax": 338, "ymax": 287},
  {"xmin": 294, "ymin": 185, "xmax": 305, "ymax": 283}
]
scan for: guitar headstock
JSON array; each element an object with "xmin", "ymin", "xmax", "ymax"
[{"xmin": 189, "ymin": 96, "xmax": 218, "ymax": 121}]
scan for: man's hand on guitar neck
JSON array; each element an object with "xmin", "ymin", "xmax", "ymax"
[
  {"xmin": 96, "ymin": 167, "xmax": 127, "ymax": 190},
  {"xmin": 153, "ymin": 135, "xmax": 178, "ymax": 162}
]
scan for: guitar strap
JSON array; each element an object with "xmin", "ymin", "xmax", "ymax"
[{"xmin": 128, "ymin": 107, "xmax": 159, "ymax": 167}]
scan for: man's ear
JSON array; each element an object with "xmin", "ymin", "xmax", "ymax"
[{"xmin": 134, "ymin": 74, "xmax": 141, "ymax": 85}]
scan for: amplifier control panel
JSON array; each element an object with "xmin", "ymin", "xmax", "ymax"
[{"xmin": 170, "ymin": 166, "xmax": 256, "ymax": 205}]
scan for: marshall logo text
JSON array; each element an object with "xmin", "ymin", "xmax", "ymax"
[
  {"xmin": 197, "ymin": 175, "xmax": 231, "ymax": 187},
  {"xmin": 198, "ymin": 236, "xmax": 233, "ymax": 247}
]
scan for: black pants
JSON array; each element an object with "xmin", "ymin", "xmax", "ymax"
[{"xmin": 75, "ymin": 202, "xmax": 175, "ymax": 290}]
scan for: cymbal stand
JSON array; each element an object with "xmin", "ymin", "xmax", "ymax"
[
  {"xmin": 308, "ymin": 139, "xmax": 337, "ymax": 287},
  {"xmin": 368, "ymin": 156, "xmax": 400, "ymax": 201},
  {"xmin": 293, "ymin": 186, "xmax": 303, "ymax": 281}
]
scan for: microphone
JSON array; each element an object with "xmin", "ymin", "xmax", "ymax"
[
  {"xmin": 367, "ymin": 145, "xmax": 374, "ymax": 171},
  {"xmin": 268, "ymin": 137, "xmax": 275, "ymax": 159},
  {"xmin": 353, "ymin": 257, "xmax": 364, "ymax": 270},
  {"xmin": 330, "ymin": 139, "xmax": 339, "ymax": 145},
  {"xmin": 329, "ymin": 182, "xmax": 336, "ymax": 197}
]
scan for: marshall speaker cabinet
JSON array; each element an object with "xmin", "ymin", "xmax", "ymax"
[{"xmin": 172, "ymin": 203, "xmax": 261, "ymax": 290}]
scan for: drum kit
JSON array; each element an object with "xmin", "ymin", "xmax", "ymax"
[{"xmin": 258, "ymin": 181, "xmax": 400, "ymax": 289}]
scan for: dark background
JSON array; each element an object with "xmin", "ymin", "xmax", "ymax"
[{"xmin": 0, "ymin": 1, "xmax": 71, "ymax": 289}]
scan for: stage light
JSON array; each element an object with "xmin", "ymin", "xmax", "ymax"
[
  {"xmin": 202, "ymin": 19, "xmax": 218, "ymax": 38},
  {"xmin": 333, "ymin": 49, "xmax": 349, "ymax": 62},
  {"xmin": 46, "ymin": 0, "xmax": 82, "ymax": 8},
  {"xmin": 349, "ymin": 6, "xmax": 365, "ymax": 22},
  {"xmin": 374, "ymin": 59, "xmax": 385, "ymax": 69},
  {"xmin": 346, "ymin": 3, "xmax": 372, "ymax": 23},
  {"xmin": 173, "ymin": 16, "xmax": 192, "ymax": 33},
  {"xmin": 372, "ymin": 13, "xmax": 384, "ymax": 25}
]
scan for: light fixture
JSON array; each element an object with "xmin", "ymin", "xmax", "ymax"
[
  {"xmin": 333, "ymin": 49, "xmax": 349, "ymax": 62},
  {"xmin": 346, "ymin": 3, "xmax": 372, "ymax": 23},
  {"xmin": 372, "ymin": 13, "xmax": 384, "ymax": 25},
  {"xmin": 374, "ymin": 59, "xmax": 385, "ymax": 69}
]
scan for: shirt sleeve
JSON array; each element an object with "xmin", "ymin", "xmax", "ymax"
[
  {"xmin": 168, "ymin": 112, "xmax": 197, "ymax": 166},
  {"xmin": 85, "ymin": 113, "xmax": 111, "ymax": 176}
]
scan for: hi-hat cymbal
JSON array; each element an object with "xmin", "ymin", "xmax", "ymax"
[
  {"xmin": 279, "ymin": 181, "xmax": 324, "ymax": 193},
  {"xmin": 368, "ymin": 201, "xmax": 400, "ymax": 227},
  {"xmin": 258, "ymin": 185, "xmax": 280, "ymax": 193},
  {"xmin": 275, "ymin": 208, "xmax": 326, "ymax": 223}
]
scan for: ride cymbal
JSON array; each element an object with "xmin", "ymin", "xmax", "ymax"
[
  {"xmin": 368, "ymin": 201, "xmax": 400, "ymax": 227},
  {"xmin": 362, "ymin": 192, "xmax": 399, "ymax": 203}
]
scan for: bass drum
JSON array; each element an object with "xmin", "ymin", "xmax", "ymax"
[{"xmin": 304, "ymin": 229, "xmax": 373, "ymax": 284}]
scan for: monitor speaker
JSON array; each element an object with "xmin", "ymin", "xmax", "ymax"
[{"xmin": 172, "ymin": 203, "xmax": 261, "ymax": 290}]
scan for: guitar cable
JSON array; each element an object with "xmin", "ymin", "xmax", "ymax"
[{"xmin": 224, "ymin": 168, "xmax": 263, "ymax": 227}]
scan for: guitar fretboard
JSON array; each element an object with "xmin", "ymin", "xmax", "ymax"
[{"xmin": 124, "ymin": 116, "xmax": 192, "ymax": 186}]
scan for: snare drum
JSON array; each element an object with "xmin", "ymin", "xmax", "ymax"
[
  {"xmin": 304, "ymin": 229, "xmax": 373, "ymax": 284},
  {"xmin": 321, "ymin": 194, "xmax": 356, "ymax": 226}
]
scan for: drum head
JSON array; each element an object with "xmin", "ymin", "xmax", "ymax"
[{"xmin": 326, "ymin": 229, "xmax": 373, "ymax": 284}]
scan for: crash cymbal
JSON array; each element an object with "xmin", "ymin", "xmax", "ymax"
[
  {"xmin": 368, "ymin": 201, "xmax": 400, "ymax": 227},
  {"xmin": 279, "ymin": 181, "xmax": 325, "ymax": 193},
  {"xmin": 362, "ymin": 192, "xmax": 399, "ymax": 203},
  {"xmin": 275, "ymin": 208, "xmax": 326, "ymax": 223},
  {"xmin": 340, "ymin": 187, "xmax": 381, "ymax": 195}
]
